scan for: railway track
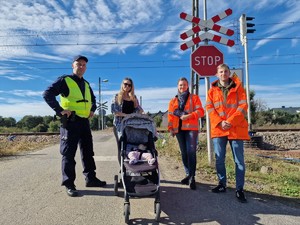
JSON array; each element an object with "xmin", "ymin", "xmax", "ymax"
[
  {"xmin": 159, "ymin": 128, "xmax": 300, "ymax": 133},
  {"xmin": 1, "ymin": 128, "xmax": 300, "ymax": 136},
  {"xmin": 0, "ymin": 132, "xmax": 60, "ymax": 136}
]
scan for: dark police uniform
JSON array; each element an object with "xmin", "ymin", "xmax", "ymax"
[{"xmin": 43, "ymin": 74, "xmax": 98, "ymax": 187}]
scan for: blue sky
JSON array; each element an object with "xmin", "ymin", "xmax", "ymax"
[{"xmin": 0, "ymin": 0, "xmax": 300, "ymax": 121}]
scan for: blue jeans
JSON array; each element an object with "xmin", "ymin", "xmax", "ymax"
[
  {"xmin": 212, "ymin": 137, "xmax": 245, "ymax": 191},
  {"xmin": 176, "ymin": 130, "xmax": 198, "ymax": 177}
]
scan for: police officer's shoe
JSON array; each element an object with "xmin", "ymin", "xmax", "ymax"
[
  {"xmin": 180, "ymin": 175, "xmax": 190, "ymax": 185},
  {"xmin": 86, "ymin": 177, "xmax": 107, "ymax": 187},
  {"xmin": 189, "ymin": 176, "xmax": 196, "ymax": 190},
  {"xmin": 65, "ymin": 185, "xmax": 78, "ymax": 197}
]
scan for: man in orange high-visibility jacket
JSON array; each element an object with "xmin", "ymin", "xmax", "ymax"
[
  {"xmin": 168, "ymin": 77, "xmax": 204, "ymax": 190},
  {"xmin": 206, "ymin": 63, "xmax": 250, "ymax": 203}
]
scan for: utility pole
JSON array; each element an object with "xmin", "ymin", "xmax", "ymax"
[
  {"xmin": 202, "ymin": 0, "xmax": 213, "ymax": 166},
  {"xmin": 98, "ymin": 77, "xmax": 101, "ymax": 130},
  {"xmin": 98, "ymin": 77, "xmax": 108, "ymax": 130},
  {"xmin": 191, "ymin": 0, "xmax": 199, "ymax": 94}
]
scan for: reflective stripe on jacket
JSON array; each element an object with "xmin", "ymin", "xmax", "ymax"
[
  {"xmin": 168, "ymin": 94, "xmax": 204, "ymax": 133},
  {"xmin": 60, "ymin": 77, "xmax": 92, "ymax": 118},
  {"xmin": 206, "ymin": 74, "xmax": 250, "ymax": 140}
]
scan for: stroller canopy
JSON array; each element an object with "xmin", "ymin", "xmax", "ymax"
[{"xmin": 119, "ymin": 113, "xmax": 157, "ymax": 143}]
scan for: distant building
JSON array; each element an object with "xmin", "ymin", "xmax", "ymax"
[
  {"xmin": 271, "ymin": 106, "xmax": 300, "ymax": 114},
  {"xmin": 147, "ymin": 110, "xmax": 165, "ymax": 119},
  {"xmin": 147, "ymin": 110, "xmax": 168, "ymax": 128},
  {"xmin": 149, "ymin": 110, "xmax": 205, "ymax": 130},
  {"xmin": 161, "ymin": 111, "xmax": 168, "ymax": 128}
]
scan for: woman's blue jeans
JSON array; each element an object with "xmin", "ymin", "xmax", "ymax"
[
  {"xmin": 212, "ymin": 137, "xmax": 245, "ymax": 191},
  {"xmin": 176, "ymin": 130, "xmax": 198, "ymax": 177}
]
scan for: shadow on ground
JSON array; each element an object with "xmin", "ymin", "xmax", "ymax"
[{"xmin": 128, "ymin": 180, "xmax": 299, "ymax": 225}]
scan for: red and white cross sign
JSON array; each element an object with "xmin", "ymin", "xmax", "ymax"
[
  {"xmin": 180, "ymin": 32, "xmax": 234, "ymax": 51},
  {"xmin": 180, "ymin": 8, "xmax": 235, "ymax": 50}
]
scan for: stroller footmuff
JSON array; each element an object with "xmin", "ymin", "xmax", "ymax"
[{"xmin": 113, "ymin": 114, "xmax": 161, "ymax": 223}]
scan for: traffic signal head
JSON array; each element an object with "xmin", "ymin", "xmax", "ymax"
[
  {"xmin": 239, "ymin": 14, "xmax": 256, "ymax": 45},
  {"xmin": 246, "ymin": 16, "xmax": 256, "ymax": 33}
]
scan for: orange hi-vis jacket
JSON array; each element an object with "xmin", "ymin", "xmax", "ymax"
[
  {"xmin": 168, "ymin": 94, "xmax": 204, "ymax": 134},
  {"xmin": 206, "ymin": 74, "xmax": 250, "ymax": 140}
]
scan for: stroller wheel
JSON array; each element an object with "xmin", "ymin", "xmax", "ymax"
[
  {"xmin": 154, "ymin": 202, "xmax": 161, "ymax": 222},
  {"xmin": 114, "ymin": 175, "xmax": 118, "ymax": 196},
  {"xmin": 124, "ymin": 203, "xmax": 130, "ymax": 224}
]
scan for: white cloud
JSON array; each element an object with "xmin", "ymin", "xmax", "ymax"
[
  {"xmin": 0, "ymin": 101, "xmax": 53, "ymax": 120},
  {"xmin": 0, "ymin": 0, "xmax": 300, "ymax": 121}
]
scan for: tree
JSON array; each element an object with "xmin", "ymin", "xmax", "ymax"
[
  {"xmin": 0, "ymin": 117, "xmax": 16, "ymax": 127},
  {"xmin": 17, "ymin": 115, "xmax": 44, "ymax": 130},
  {"xmin": 250, "ymin": 90, "xmax": 269, "ymax": 126},
  {"xmin": 153, "ymin": 115, "xmax": 162, "ymax": 127},
  {"xmin": 89, "ymin": 116, "xmax": 98, "ymax": 130},
  {"xmin": 272, "ymin": 111, "xmax": 295, "ymax": 124},
  {"xmin": 48, "ymin": 120, "xmax": 60, "ymax": 132},
  {"xmin": 106, "ymin": 114, "xmax": 114, "ymax": 127},
  {"xmin": 43, "ymin": 115, "xmax": 54, "ymax": 125},
  {"xmin": 255, "ymin": 110, "xmax": 273, "ymax": 126},
  {"xmin": 32, "ymin": 124, "xmax": 48, "ymax": 132}
]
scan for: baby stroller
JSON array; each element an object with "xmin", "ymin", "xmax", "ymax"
[{"xmin": 113, "ymin": 113, "xmax": 161, "ymax": 223}]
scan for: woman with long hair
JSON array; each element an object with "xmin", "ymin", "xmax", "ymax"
[{"xmin": 111, "ymin": 77, "xmax": 144, "ymax": 164}]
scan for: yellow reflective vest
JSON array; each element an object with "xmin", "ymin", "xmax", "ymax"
[
  {"xmin": 60, "ymin": 77, "xmax": 92, "ymax": 118},
  {"xmin": 206, "ymin": 74, "xmax": 250, "ymax": 140},
  {"xmin": 168, "ymin": 93, "xmax": 204, "ymax": 133}
]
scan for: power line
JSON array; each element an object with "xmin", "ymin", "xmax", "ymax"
[
  {"xmin": 250, "ymin": 37, "xmax": 300, "ymax": 41},
  {"xmin": 0, "ymin": 62, "xmax": 299, "ymax": 71},
  {"xmin": 0, "ymin": 20, "xmax": 300, "ymax": 37},
  {"xmin": 0, "ymin": 36, "xmax": 300, "ymax": 48},
  {"xmin": 249, "ymin": 62, "xmax": 300, "ymax": 66},
  {"xmin": 0, "ymin": 29, "xmax": 185, "ymax": 39},
  {"xmin": 0, "ymin": 41, "xmax": 180, "ymax": 47},
  {"xmin": 1, "ymin": 52, "xmax": 298, "ymax": 65}
]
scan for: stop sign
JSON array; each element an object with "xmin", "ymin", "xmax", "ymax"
[{"xmin": 191, "ymin": 45, "xmax": 224, "ymax": 76}]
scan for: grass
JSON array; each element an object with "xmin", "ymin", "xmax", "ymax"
[
  {"xmin": 0, "ymin": 135, "xmax": 59, "ymax": 157},
  {"xmin": 156, "ymin": 133, "xmax": 300, "ymax": 199}
]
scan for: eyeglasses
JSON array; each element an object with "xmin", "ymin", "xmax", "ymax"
[{"xmin": 123, "ymin": 83, "xmax": 132, "ymax": 87}]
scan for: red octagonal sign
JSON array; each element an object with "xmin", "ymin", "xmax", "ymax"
[{"xmin": 191, "ymin": 45, "xmax": 224, "ymax": 76}]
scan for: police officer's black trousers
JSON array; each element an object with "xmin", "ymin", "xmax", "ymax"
[{"xmin": 60, "ymin": 118, "xmax": 96, "ymax": 186}]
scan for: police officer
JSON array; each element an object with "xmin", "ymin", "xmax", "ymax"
[{"xmin": 43, "ymin": 55, "xmax": 106, "ymax": 197}]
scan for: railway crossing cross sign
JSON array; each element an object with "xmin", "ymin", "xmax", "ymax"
[
  {"xmin": 180, "ymin": 8, "xmax": 235, "ymax": 50},
  {"xmin": 191, "ymin": 45, "xmax": 223, "ymax": 76}
]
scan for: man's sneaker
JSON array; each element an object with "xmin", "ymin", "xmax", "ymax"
[
  {"xmin": 236, "ymin": 190, "xmax": 247, "ymax": 203},
  {"xmin": 86, "ymin": 177, "xmax": 107, "ymax": 187},
  {"xmin": 189, "ymin": 176, "xmax": 196, "ymax": 190},
  {"xmin": 65, "ymin": 185, "xmax": 78, "ymax": 197},
  {"xmin": 211, "ymin": 184, "xmax": 226, "ymax": 193},
  {"xmin": 180, "ymin": 176, "xmax": 190, "ymax": 185}
]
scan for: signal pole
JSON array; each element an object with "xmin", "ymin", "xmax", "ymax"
[
  {"xmin": 240, "ymin": 14, "xmax": 256, "ymax": 131},
  {"xmin": 98, "ymin": 77, "xmax": 108, "ymax": 130}
]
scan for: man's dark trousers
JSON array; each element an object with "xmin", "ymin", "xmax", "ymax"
[{"xmin": 60, "ymin": 118, "xmax": 96, "ymax": 186}]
